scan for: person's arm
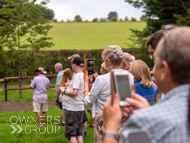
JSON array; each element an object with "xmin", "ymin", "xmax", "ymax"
[
  {"xmin": 153, "ymin": 82, "xmax": 160, "ymax": 103},
  {"xmin": 84, "ymin": 73, "xmax": 90, "ymax": 97},
  {"xmin": 47, "ymin": 79, "xmax": 50, "ymax": 89},
  {"xmin": 103, "ymin": 93, "xmax": 121, "ymax": 143},
  {"xmin": 59, "ymin": 86, "xmax": 78, "ymax": 97},
  {"xmin": 155, "ymin": 93, "xmax": 160, "ymax": 103},
  {"xmin": 65, "ymin": 88, "xmax": 78, "ymax": 97},
  {"xmin": 84, "ymin": 77, "xmax": 101, "ymax": 108},
  {"xmin": 30, "ymin": 78, "xmax": 36, "ymax": 89}
]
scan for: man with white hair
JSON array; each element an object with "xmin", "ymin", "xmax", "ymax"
[
  {"xmin": 60, "ymin": 57, "xmax": 85, "ymax": 143},
  {"xmin": 54, "ymin": 63, "xmax": 65, "ymax": 126},
  {"xmin": 121, "ymin": 52, "xmax": 134, "ymax": 70}
]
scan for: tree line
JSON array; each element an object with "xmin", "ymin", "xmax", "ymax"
[{"xmin": 59, "ymin": 11, "xmax": 146, "ymax": 23}]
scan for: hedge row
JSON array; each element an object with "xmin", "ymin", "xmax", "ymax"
[{"xmin": 0, "ymin": 48, "xmax": 153, "ymax": 78}]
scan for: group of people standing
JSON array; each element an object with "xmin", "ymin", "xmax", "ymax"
[{"xmin": 30, "ymin": 25, "xmax": 190, "ymax": 143}]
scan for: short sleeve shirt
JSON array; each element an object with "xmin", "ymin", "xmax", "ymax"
[
  {"xmin": 134, "ymin": 80, "xmax": 156, "ymax": 105},
  {"xmin": 62, "ymin": 72, "xmax": 84, "ymax": 111},
  {"xmin": 55, "ymin": 70, "xmax": 64, "ymax": 94},
  {"xmin": 30, "ymin": 75, "xmax": 50, "ymax": 103}
]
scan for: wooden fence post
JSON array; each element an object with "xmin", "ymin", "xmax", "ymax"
[{"xmin": 5, "ymin": 79, "xmax": 7, "ymax": 102}]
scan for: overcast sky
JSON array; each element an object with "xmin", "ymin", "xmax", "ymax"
[{"xmin": 37, "ymin": 0, "xmax": 144, "ymax": 21}]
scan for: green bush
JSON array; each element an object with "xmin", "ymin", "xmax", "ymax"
[
  {"xmin": 0, "ymin": 48, "xmax": 151, "ymax": 78},
  {"xmin": 131, "ymin": 17, "xmax": 137, "ymax": 22},
  {"xmin": 53, "ymin": 19, "xmax": 57, "ymax": 23},
  {"xmin": 110, "ymin": 17, "xmax": 118, "ymax": 22},
  {"xmin": 92, "ymin": 18, "xmax": 98, "ymax": 22}
]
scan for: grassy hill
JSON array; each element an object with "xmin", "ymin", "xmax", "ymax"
[{"xmin": 47, "ymin": 22, "xmax": 146, "ymax": 50}]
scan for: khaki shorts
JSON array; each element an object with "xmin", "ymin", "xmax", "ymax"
[{"xmin": 33, "ymin": 100, "xmax": 48, "ymax": 112}]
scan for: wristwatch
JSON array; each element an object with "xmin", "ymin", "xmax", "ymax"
[
  {"xmin": 63, "ymin": 90, "xmax": 66, "ymax": 95},
  {"xmin": 102, "ymin": 132, "xmax": 117, "ymax": 141}
]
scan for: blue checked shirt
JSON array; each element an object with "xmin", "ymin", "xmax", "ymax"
[{"xmin": 121, "ymin": 84, "xmax": 190, "ymax": 143}]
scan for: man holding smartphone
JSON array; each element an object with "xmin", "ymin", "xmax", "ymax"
[
  {"xmin": 103, "ymin": 27, "xmax": 190, "ymax": 143},
  {"xmin": 60, "ymin": 57, "xmax": 85, "ymax": 143}
]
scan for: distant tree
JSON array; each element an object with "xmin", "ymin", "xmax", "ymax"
[
  {"xmin": 100, "ymin": 18, "xmax": 107, "ymax": 22},
  {"xmin": 53, "ymin": 19, "xmax": 57, "ymax": 23},
  {"xmin": 92, "ymin": 18, "xmax": 98, "ymax": 22},
  {"xmin": 67, "ymin": 19, "xmax": 71, "ymax": 23},
  {"xmin": 119, "ymin": 18, "xmax": 123, "ymax": 22},
  {"xmin": 0, "ymin": 0, "xmax": 54, "ymax": 97},
  {"xmin": 74, "ymin": 15, "xmax": 82, "ymax": 22},
  {"xmin": 140, "ymin": 15, "xmax": 147, "ymax": 21},
  {"xmin": 125, "ymin": 16, "xmax": 129, "ymax": 21},
  {"xmin": 131, "ymin": 17, "xmax": 137, "ymax": 22},
  {"xmin": 84, "ymin": 20, "xmax": 88, "ymax": 22},
  {"xmin": 111, "ymin": 17, "xmax": 118, "ymax": 22},
  {"xmin": 40, "ymin": 6, "xmax": 55, "ymax": 20},
  {"xmin": 108, "ymin": 11, "xmax": 118, "ymax": 21},
  {"xmin": 61, "ymin": 20, "xmax": 64, "ymax": 23}
]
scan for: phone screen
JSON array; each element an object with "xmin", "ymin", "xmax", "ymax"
[
  {"xmin": 87, "ymin": 60, "xmax": 94, "ymax": 75},
  {"xmin": 115, "ymin": 75, "xmax": 131, "ymax": 100}
]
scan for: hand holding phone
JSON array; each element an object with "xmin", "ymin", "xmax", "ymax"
[{"xmin": 85, "ymin": 59, "xmax": 95, "ymax": 75}]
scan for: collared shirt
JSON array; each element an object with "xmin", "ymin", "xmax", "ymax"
[
  {"xmin": 121, "ymin": 84, "xmax": 190, "ymax": 143},
  {"xmin": 84, "ymin": 69, "xmax": 134, "ymax": 117},
  {"xmin": 30, "ymin": 75, "xmax": 50, "ymax": 104},
  {"xmin": 55, "ymin": 70, "xmax": 64, "ymax": 95}
]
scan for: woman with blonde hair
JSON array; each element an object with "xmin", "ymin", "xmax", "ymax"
[
  {"xmin": 84, "ymin": 45, "xmax": 134, "ymax": 143},
  {"xmin": 129, "ymin": 60, "xmax": 156, "ymax": 105},
  {"xmin": 100, "ymin": 62, "xmax": 109, "ymax": 75}
]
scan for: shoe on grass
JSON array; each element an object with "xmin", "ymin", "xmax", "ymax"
[{"xmin": 56, "ymin": 122, "xmax": 65, "ymax": 126}]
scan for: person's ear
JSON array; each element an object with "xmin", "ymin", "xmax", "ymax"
[
  {"xmin": 106, "ymin": 58, "xmax": 111, "ymax": 67},
  {"xmin": 160, "ymin": 61, "xmax": 171, "ymax": 81}
]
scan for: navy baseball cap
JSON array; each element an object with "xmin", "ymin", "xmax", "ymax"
[{"xmin": 72, "ymin": 57, "xmax": 84, "ymax": 67}]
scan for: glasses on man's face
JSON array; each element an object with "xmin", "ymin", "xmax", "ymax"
[{"xmin": 149, "ymin": 52, "xmax": 154, "ymax": 60}]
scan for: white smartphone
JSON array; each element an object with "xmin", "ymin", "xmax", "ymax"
[{"xmin": 113, "ymin": 70, "xmax": 132, "ymax": 106}]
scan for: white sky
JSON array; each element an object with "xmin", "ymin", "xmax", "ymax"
[{"xmin": 37, "ymin": 0, "xmax": 144, "ymax": 21}]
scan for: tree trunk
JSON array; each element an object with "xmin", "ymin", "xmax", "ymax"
[{"xmin": 17, "ymin": 3, "xmax": 22, "ymax": 98}]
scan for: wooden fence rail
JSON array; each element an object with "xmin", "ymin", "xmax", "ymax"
[{"xmin": 0, "ymin": 74, "xmax": 56, "ymax": 101}]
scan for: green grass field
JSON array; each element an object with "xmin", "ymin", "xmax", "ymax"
[
  {"xmin": 0, "ymin": 81, "xmax": 94, "ymax": 142},
  {"xmin": 0, "ymin": 108, "xmax": 94, "ymax": 143},
  {"xmin": 44, "ymin": 22, "xmax": 146, "ymax": 50},
  {"xmin": 0, "ymin": 80, "xmax": 56, "ymax": 102}
]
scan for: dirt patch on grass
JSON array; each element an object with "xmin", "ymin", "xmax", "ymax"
[{"xmin": 0, "ymin": 102, "xmax": 57, "ymax": 113}]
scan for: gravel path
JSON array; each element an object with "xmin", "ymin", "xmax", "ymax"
[{"xmin": 0, "ymin": 102, "xmax": 57, "ymax": 113}]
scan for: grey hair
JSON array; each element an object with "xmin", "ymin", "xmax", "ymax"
[
  {"xmin": 156, "ymin": 27, "xmax": 190, "ymax": 84},
  {"xmin": 55, "ymin": 63, "xmax": 63, "ymax": 70},
  {"xmin": 102, "ymin": 45, "xmax": 125, "ymax": 66},
  {"xmin": 131, "ymin": 55, "xmax": 135, "ymax": 61},
  {"xmin": 123, "ymin": 53, "xmax": 134, "ymax": 66}
]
